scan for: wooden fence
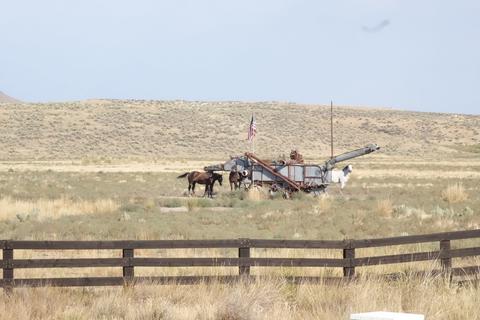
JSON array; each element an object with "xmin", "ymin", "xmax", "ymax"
[{"xmin": 2, "ymin": 229, "xmax": 480, "ymax": 293}]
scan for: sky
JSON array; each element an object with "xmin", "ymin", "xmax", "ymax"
[{"xmin": 1, "ymin": 0, "xmax": 479, "ymax": 114}]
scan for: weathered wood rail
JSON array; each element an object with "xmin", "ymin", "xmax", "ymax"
[{"xmin": 2, "ymin": 229, "xmax": 480, "ymax": 293}]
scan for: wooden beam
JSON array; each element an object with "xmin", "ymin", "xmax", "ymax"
[{"xmin": 2, "ymin": 247, "xmax": 13, "ymax": 295}]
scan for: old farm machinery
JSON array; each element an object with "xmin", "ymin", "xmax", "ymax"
[{"xmin": 204, "ymin": 144, "xmax": 380, "ymax": 197}]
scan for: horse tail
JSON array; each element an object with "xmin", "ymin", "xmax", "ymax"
[{"xmin": 177, "ymin": 172, "xmax": 190, "ymax": 179}]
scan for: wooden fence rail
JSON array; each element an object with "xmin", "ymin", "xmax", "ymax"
[{"xmin": 2, "ymin": 229, "xmax": 480, "ymax": 293}]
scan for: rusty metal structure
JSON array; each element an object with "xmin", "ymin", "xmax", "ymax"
[{"xmin": 204, "ymin": 144, "xmax": 380, "ymax": 196}]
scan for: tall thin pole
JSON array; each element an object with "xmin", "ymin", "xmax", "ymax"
[
  {"xmin": 249, "ymin": 113, "xmax": 255, "ymax": 154},
  {"xmin": 252, "ymin": 113, "xmax": 255, "ymax": 154},
  {"xmin": 330, "ymin": 100, "xmax": 334, "ymax": 159}
]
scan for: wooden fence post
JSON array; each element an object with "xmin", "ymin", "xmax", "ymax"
[
  {"xmin": 122, "ymin": 248, "xmax": 134, "ymax": 286},
  {"xmin": 239, "ymin": 239, "xmax": 250, "ymax": 277},
  {"xmin": 3, "ymin": 241, "xmax": 14, "ymax": 295},
  {"xmin": 439, "ymin": 240, "xmax": 451, "ymax": 271},
  {"xmin": 343, "ymin": 240, "xmax": 355, "ymax": 279}
]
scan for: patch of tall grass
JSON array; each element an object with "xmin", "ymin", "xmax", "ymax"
[
  {"xmin": 441, "ymin": 183, "xmax": 468, "ymax": 204},
  {"xmin": 0, "ymin": 196, "xmax": 119, "ymax": 221}
]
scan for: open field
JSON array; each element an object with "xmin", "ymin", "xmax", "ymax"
[
  {"xmin": 0, "ymin": 158, "xmax": 479, "ymax": 240},
  {"xmin": 0, "ymin": 101, "xmax": 479, "ymax": 319},
  {"xmin": 0, "ymin": 154, "xmax": 479, "ymax": 319}
]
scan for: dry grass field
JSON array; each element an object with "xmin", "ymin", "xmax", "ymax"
[
  {"xmin": 2, "ymin": 276, "xmax": 480, "ymax": 320},
  {"xmin": 1, "ymin": 99, "xmax": 479, "ymax": 160},
  {"xmin": 0, "ymin": 100, "xmax": 479, "ymax": 319}
]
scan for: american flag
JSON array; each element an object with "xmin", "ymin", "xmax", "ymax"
[{"xmin": 247, "ymin": 114, "xmax": 257, "ymax": 141}]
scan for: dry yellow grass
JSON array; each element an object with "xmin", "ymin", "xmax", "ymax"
[
  {"xmin": 246, "ymin": 187, "xmax": 269, "ymax": 201},
  {"xmin": 2, "ymin": 162, "xmax": 480, "ymax": 182},
  {"xmin": 0, "ymin": 276, "xmax": 478, "ymax": 319},
  {"xmin": 312, "ymin": 194, "xmax": 332, "ymax": 215},
  {"xmin": 441, "ymin": 184, "xmax": 469, "ymax": 204},
  {"xmin": 0, "ymin": 196, "xmax": 119, "ymax": 221},
  {"xmin": 355, "ymin": 169, "xmax": 480, "ymax": 179},
  {"xmin": 376, "ymin": 199, "xmax": 394, "ymax": 218},
  {"xmin": 1, "ymin": 100, "xmax": 479, "ymax": 161}
]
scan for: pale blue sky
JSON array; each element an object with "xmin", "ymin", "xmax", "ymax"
[{"xmin": 1, "ymin": 0, "xmax": 479, "ymax": 114}]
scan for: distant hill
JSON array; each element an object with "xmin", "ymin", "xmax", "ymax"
[
  {"xmin": 0, "ymin": 100, "xmax": 479, "ymax": 160},
  {"xmin": 0, "ymin": 91, "xmax": 21, "ymax": 104}
]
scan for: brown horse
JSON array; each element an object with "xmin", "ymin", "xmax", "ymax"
[
  {"xmin": 229, "ymin": 170, "xmax": 246, "ymax": 191},
  {"xmin": 177, "ymin": 171, "xmax": 223, "ymax": 198}
]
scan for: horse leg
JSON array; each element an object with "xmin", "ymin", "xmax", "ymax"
[
  {"xmin": 209, "ymin": 183, "xmax": 214, "ymax": 198},
  {"xmin": 205, "ymin": 184, "xmax": 209, "ymax": 198},
  {"xmin": 203, "ymin": 184, "xmax": 208, "ymax": 197},
  {"xmin": 192, "ymin": 182, "xmax": 196, "ymax": 196},
  {"xmin": 203, "ymin": 182, "xmax": 211, "ymax": 198}
]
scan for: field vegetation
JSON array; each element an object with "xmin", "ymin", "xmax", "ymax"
[
  {"xmin": 0, "ymin": 158, "xmax": 478, "ymax": 240},
  {"xmin": 1, "ymin": 275, "xmax": 480, "ymax": 319},
  {"xmin": 0, "ymin": 156, "xmax": 479, "ymax": 319},
  {"xmin": 0, "ymin": 101, "xmax": 479, "ymax": 319}
]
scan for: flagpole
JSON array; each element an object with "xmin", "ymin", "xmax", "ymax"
[
  {"xmin": 248, "ymin": 113, "xmax": 256, "ymax": 154},
  {"xmin": 330, "ymin": 100, "xmax": 334, "ymax": 159},
  {"xmin": 251, "ymin": 120, "xmax": 255, "ymax": 154}
]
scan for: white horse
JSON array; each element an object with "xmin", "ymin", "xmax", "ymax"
[{"xmin": 331, "ymin": 164, "xmax": 353, "ymax": 189}]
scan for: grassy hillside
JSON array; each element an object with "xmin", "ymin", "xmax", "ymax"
[{"xmin": 1, "ymin": 99, "xmax": 479, "ymax": 160}]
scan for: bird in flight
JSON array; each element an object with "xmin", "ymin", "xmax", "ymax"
[{"xmin": 362, "ymin": 19, "xmax": 390, "ymax": 33}]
